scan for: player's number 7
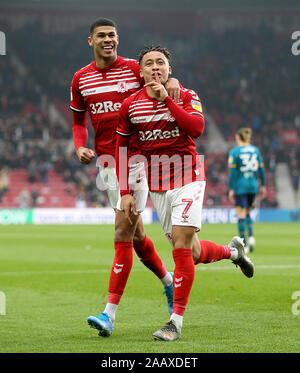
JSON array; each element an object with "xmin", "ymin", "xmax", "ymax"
[{"xmin": 181, "ymin": 199, "xmax": 193, "ymax": 222}]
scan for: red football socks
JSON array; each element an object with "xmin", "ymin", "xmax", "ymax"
[
  {"xmin": 172, "ymin": 248, "xmax": 195, "ymax": 316},
  {"xmin": 133, "ymin": 235, "xmax": 167, "ymax": 279},
  {"xmin": 108, "ymin": 241, "xmax": 133, "ymax": 305},
  {"xmin": 195, "ymin": 240, "xmax": 231, "ymax": 265}
]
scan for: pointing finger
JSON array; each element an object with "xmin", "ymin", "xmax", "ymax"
[
  {"xmin": 144, "ymin": 81, "xmax": 157, "ymax": 88},
  {"xmin": 154, "ymin": 71, "xmax": 160, "ymax": 83}
]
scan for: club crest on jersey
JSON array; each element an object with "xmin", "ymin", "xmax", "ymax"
[
  {"xmin": 191, "ymin": 100, "xmax": 202, "ymax": 112},
  {"xmin": 167, "ymin": 110, "xmax": 176, "ymax": 122},
  {"xmin": 117, "ymin": 81, "xmax": 128, "ymax": 93}
]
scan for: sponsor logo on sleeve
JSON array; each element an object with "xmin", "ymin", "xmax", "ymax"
[{"xmin": 191, "ymin": 100, "xmax": 202, "ymax": 112}]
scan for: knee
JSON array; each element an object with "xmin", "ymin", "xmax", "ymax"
[
  {"xmin": 132, "ymin": 220, "xmax": 145, "ymax": 244},
  {"xmin": 115, "ymin": 221, "xmax": 134, "ymax": 242},
  {"xmin": 172, "ymin": 227, "xmax": 196, "ymax": 249},
  {"xmin": 192, "ymin": 244, "xmax": 201, "ymax": 264},
  {"xmin": 133, "ymin": 230, "xmax": 145, "ymax": 244},
  {"xmin": 237, "ymin": 209, "xmax": 247, "ymax": 220},
  {"xmin": 172, "ymin": 235, "xmax": 194, "ymax": 249}
]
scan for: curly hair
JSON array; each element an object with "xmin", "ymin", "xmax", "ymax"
[{"xmin": 138, "ymin": 45, "xmax": 171, "ymax": 64}]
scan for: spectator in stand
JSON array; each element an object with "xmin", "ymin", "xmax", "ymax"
[
  {"xmin": 18, "ymin": 189, "xmax": 30, "ymax": 209},
  {"xmin": 31, "ymin": 189, "xmax": 39, "ymax": 207},
  {"xmin": 0, "ymin": 167, "xmax": 10, "ymax": 202},
  {"xmin": 28, "ymin": 160, "xmax": 37, "ymax": 183}
]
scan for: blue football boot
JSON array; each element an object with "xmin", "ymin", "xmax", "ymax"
[
  {"xmin": 163, "ymin": 272, "xmax": 174, "ymax": 315},
  {"xmin": 87, "ymin": 312, "xmax": 114, "ymax": 337}
]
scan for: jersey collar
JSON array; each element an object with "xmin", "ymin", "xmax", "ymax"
[{"xmin": 93, "ymin": 55, "xmax": 121, "ymax": 72}]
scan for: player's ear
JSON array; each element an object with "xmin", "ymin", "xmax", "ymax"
[
  {"xmin": 140, "ymin": 68, "xmax": 144, "ymax": 79},
  {"xmin": 169, "ymin": 66, "xmax": 172, "ymax": 75},
  {"xmin": 88, "ymin": 35, "xmax": 93, "ymax": 47},
  {"xmin": 115, "ymin": 33, "xmax": 119, "ymax": 48}
]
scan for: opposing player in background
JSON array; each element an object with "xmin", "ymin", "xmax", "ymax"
[
  {"xmin": 116, "ymin": 46, "xmax": 254, "ymax": 341},
  {"xmin": 228, "ymin": 127, "xmax": 266, "ymax": 252},
  {"xmin": 70, "ymin": 19, "xmax": 180, "ymax": 337}
]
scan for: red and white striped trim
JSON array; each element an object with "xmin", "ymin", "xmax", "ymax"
[{"xmin": 70, "ymin": 105, "xmax": 86, "ymax": 112}]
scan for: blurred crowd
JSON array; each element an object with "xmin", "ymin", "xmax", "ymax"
[{"xmin": 1, "ymin": 12, "xmax": 299, "ymax": 208}]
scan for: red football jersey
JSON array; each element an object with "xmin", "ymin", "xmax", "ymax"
[
  {"xmin": 117, "ymin": 87, "xmax": 205, "ymax": 192},
  {"xmin": 70, "ymin": 56, "xmax": 143, "ymax": 163}
]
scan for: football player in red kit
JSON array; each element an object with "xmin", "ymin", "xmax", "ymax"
[
  {"xmin": 116, "ymin": 46, "xmax": 254, "ymax": 341},
  {"xmin": 71, "ymin": 19, "xmax": 179, "ymax": 337}
]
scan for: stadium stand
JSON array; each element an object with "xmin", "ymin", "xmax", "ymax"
[{"xmin": 0, "ymin": 7, "xmax": 299, "ymax": 208}]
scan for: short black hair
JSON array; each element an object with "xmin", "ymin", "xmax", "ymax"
[
  {"xmin": 138, "ymin": 46, "xmax": 171, "ymax": 65},
  {"xmin": 90, "ymin": 18, "xmax": 117, "ymax": 35}
]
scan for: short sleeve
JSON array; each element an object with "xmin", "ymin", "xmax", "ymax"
[
  {"xmin": 70, "ymin": 72, "xmax": 86, "ymax": 112},
  {"xmin": 182, "ymin": 89, "xmax": 204, "ymax": 118},
  {"xmin": 228, "ymin": 150, "xmax": 237, "ymax": 168}
]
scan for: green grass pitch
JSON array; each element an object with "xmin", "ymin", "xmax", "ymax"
[{"xmin": 0, "ymin": 222, "xmax": 300, "ymax": 353}]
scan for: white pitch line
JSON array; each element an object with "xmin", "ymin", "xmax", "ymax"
[
  {"xmin": 196, "ymin": 264, "xmax": 300, "ymax": 271},
  {"xmin": 0, "ymin": 264, "xmax": 299, "ymax": 276},
  {"xmin": 0, "ymin": 269, "xmax": 108, "ymax": 276}
]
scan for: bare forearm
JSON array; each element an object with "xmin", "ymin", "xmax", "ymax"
[{"xmin": 115, "ymin": 133, "xmax": 130, "ymax": 196}]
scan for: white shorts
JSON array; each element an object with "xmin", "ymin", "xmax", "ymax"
[
  {"xmin": 96, "ymin": 162, "xmax": 148, "ymax": 213},
  {"xmin": 150, "ymin": 181, "xmax": 206, "ymax": 238}
]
